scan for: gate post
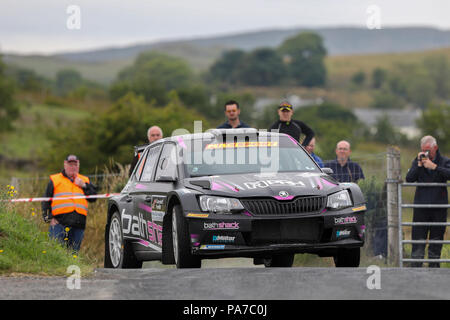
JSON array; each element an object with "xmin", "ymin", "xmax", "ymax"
[{"xmin": 386, "ymin": 147, "xmax": 401, "ymax": 266}]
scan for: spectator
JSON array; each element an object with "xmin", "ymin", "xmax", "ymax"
[
  {"xmin": 305, "ymin": 137, "xmax": 324, "ymax": 168},
  {"xmin": 42, "ymin": 155, "xmax": 97, "ymax": 253},
  {"xmin": 405, "ymin": 135, "xmax": 450, "ymax": 268},
  {"xmin": 268, "ymin": 101, "xmax": 314, "ymax": 147},
  {"xmin": 129, "ymin": 126, "xmax": 163, "ymax": 177},
  {"xmin": 217, "ymin": 100, "xmax": 250, "ymax": 129},
  {"xmin": 324, "ymin": 140, "xmax": 365, "ymax": 182}
]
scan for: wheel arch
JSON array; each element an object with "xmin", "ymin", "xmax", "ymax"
[
  {"xmin": 161, "ymin": 193, "xmax": 182, "ymax": 264},
  {"xmin": 107, "ymin": 201, "xmax": 120, "ymax": 225}
]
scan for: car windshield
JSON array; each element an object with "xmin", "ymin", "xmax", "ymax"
[{"xmin": 180, "ymin": 134, "xmax": 320, "ymax": 177}]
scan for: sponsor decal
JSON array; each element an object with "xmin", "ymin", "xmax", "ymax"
[
  {"xmin": 352, "ymin": 205, "xmax": 367, "ymax": 212},
  {"xmin": 200, "ymin": 245, "xmax": 225, "ymax": 250},
  {"xmin": 205, "ymin": 141, "xmax": 278, "ymax": 150},
  {"xmin": 212, "ymin": 235, "xmax": 235, "ymax": 243},
  {"xmin": 139, "ymin": 202, "xmax": 152, "ymax": 213},
  {"xmin": 122, "ymin": 210, "xmax": 162, "ymax": 246},
  {"xmin": 152, "ymin": 197, "xmax": 165, "ymax": 211},
  {"xmin": 336, "ymin": 229, "xmax": 351, "ymax": 237},
  {"xmin": 151, "ymin": 211, "xmax": 164, "ymax": 222},
  {"xmin": 244, "ymin": 179, "xmax": 305, "ymax": 190},
  {"xmin": 135, "ymin": 183, "xmax": 147, "ymax": 190},
  {"xmin": 204, "ymin": 221, "xmax": 239, "ymax": 230},
  {"xmin": 187, "ymin": 213, "xmax": 209, "ymax": 218},
  {"xmin": 334, "ymin": 216, "xmax": 358, "ymax": 225}
]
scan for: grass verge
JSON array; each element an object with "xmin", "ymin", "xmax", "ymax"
[{"xmin": 0, "ymin": 208, "xmax": 94, "ymax": 276}]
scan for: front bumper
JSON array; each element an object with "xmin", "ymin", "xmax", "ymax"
[{"xmin": 186, "ymin": 206, "xmax": 366, "ymax": 258}]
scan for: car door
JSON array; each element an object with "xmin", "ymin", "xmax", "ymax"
[
  {"xmin": 129, "ymin": 143, "xmax": 163, "ymax": 252},
  {"xmin": 142, "ymin": 142, "xmax": 179, "ymax": 249},
  {"xmin": 120, "ymin": 147, "xmax": 148, "ymax": 243}
]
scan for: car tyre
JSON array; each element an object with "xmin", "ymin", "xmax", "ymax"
[
  {"xmin": 334, "ymin": 247, "xmax": 360, "ymax": 267},
  {"xmin": 264, "ymin": 253, "xmax": 295, "ymax": 267},
  {"xmin": 104, "ymin": 211, "xmax": 142, "ymax": 269},
  {"xmin": 172, "ymin": 204, "xmax": 201, "ymax": 268}
]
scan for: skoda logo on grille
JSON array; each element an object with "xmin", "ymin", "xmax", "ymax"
[{"xmin": 278, "ymin": 191, "xmax": 289, "ymax": 198}]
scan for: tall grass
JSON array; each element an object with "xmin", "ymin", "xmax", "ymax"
[{"xmin": 0, "ymin": 185, "xmax": 92, "ymax": 275}]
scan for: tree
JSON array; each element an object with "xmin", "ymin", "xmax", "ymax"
[
  {"xmin": 417, "ymin": 103, "xmax": 450, "ymax": 152},
  {"xmin": 55, "ymin": 69, "xmax": 83, "ymax": 96},
  {"xmin": 111, "ymin": 52, "xmax": 194, "ymax": 105},
  {"xmin": 371, "ymin": 67, "xmax": 387, "ymax": 89},
  {"xmin": 423, "ymin": 55, "xmax": 450, "ymax": 100},
  {"xmin": 237, "ymin": 48, "xmax": 285, "ymax": 86},
  {"xmin": 208, "ymin": 49, "xmax": 245, "ymax": 85},
  {"xmin": 370, "ymin": 89, "xmax": 405, "ymax": 109},
  {"xmin": 351, "ymin": 70, "xmax": 366, "ymax": 87},
  {"xmin": 278, "ymin": 32, "xmax": 327, "ymax": 87},
  {"xmin": 373, "ymin": 115, "xmax": 407, "ymax": 145},
  {"xmin": 41, "ymin": 92, "xmax": 210, "ymax": 173},
  {"xmin": 0, "ymin": 55, "xmax": 19, "ymax": 132}
]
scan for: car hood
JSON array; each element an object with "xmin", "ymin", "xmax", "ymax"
[{"xmin": 184, "ymin": 172, "xmax": 343, "ymax": 198}]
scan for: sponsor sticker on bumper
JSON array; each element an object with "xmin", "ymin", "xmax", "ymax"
[{"xmin": 200, "ymin": 245, "xmax": 225, "ymax": 250}]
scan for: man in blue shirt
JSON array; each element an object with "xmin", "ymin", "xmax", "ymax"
[
  {"xmin": 324, "ymin": 140, "xmax": 364, "ymax": 183},
  {"xmin": 305, "ymin": 137, "xmax": 324, "ymax": 168},
  {"xmin": 217, "ymin": 100, "xmax": 251, "ymax": 129}
]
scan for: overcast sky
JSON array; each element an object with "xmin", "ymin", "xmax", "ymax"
[{"xmin": 1, "ymin": 0, "xmax": 449, "ymax": 54}]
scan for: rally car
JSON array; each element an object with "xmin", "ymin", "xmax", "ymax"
[{"xmin": 104, "ymin": 129, "xmax": 366, "ymax": 269}]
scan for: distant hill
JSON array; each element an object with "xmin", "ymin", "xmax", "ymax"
[
  {"xmin": 4, "ymin": 26, "xmax": 450, "ymax": 84},
  {"xmin": 55, "ymin": 26, "xmax": 450, "ymax": 62}
]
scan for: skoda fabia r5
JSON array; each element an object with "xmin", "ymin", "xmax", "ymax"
[{"xmin": 104, "ymin": 129, "xmax": 366, "ymax": 268}]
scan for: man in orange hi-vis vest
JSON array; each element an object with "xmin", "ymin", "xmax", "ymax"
[{"xmin": 42, "ymin": 155, "xmax": 97, "ymax": 252}]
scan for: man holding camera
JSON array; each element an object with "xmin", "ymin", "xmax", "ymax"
[{"xmin": 405, "ymin": 135, "xmax": 450, "ymax": 267}]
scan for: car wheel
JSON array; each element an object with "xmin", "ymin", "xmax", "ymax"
[
  {"xmin": 334, "ymin": 248, "xmax": 360, "ymax": 267},
  {"xmin": 104, "ymin": 211, "xmax": 142, "ymax": 269},
  {"xmin": 264, "ymin": 253, "xmax": 295, "ymax": 267},
  {"xmin": 172, "ymin": 204, "xmax": 201, "ymax": 268}
]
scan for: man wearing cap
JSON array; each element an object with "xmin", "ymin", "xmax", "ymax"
[
  {"xmin": 42, "ymin": 155, "xmax": 97, "ymax": 252},
  {"xmin": 269, "ymin": 101, "xmax": 314, "ymax": 147}
]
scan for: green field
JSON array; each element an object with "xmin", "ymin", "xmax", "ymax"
[{"xmin": 0, "ymin": 103, "xmax": 90, "ymax": 160}]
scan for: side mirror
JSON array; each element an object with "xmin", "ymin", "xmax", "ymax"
[
  {"xmin": 156, "ymin": 175, "xmax": 177, "ymax": 182},
  {"xmin": 322, "ymin": 168, "xmax": 333, "ymax": 175}
]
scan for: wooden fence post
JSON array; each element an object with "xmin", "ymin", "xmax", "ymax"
[{"xmin": 386, "ymin": 147, "xmax": 401, "ymax": 266}]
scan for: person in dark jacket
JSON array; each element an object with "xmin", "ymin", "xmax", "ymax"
[
  {"xmin": 129, "ymin": 126, "xmax": 163, "ymax": 177},
  {"xmin": 268, "ymin": 101, "xmax": 314, "ymax": 147},
  {"xmin": 305, "ymin": 137, "xmax": 324, "ymax": 168},
  {"xmin": 42, "ymin": 155, "xmax": 97, "ymax": 252},
  {"xmin": 217, "ymin": 100, "xmax": 251, "ymax": 129},
  {"xmin": 405, "ymin": 135, "xmax": 450, "ymax": 267},
  {"xmin": 324, "ymin": 140, "xmax": 365, "ymax": 183}
]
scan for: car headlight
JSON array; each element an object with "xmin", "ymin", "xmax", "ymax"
[
  {"xmin": 327, "ymin": 190, "xmax": 352, "ymax": 210},
  {"xmin": 199, "ymin": 196, "xmax": 244, "ymax": 214}
]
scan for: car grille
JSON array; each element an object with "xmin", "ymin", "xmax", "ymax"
[
  {"xmin": 250, "ymin": 218, "xmax": 323, "ymax": 244},
  {"xmin": 241, "ymin": 196, "xmax": 326, "ymax": 216}
]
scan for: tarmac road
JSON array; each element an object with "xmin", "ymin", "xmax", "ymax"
[{"xmin": 0, "ymin": 258, "xmax": 449, "ymax": 300}]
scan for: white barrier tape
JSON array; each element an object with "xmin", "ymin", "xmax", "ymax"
[{"xmin": 2, "ymin": 193, "xmax": 120, "ymax": 203}]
